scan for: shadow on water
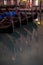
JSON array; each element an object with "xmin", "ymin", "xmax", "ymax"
[
  {"xmin": 24, "ymin": 24, "xmax": 33, "ymax": 33},
  {"xmin": 16, "ymin": 26, "xmax": 27, "ymax": 38},
  {"xmin": 0, "ymin": 20, "xmax": 38, "ymax": 53},
  {"xmin": 9, "ymin": 30, "xmax": 20, "ymax": 40},
  {"xmin": 0, "ymin": 34, "xmax": 16, "ymax": 52},
  {"xmin": 8, "ymin": 27, "xmax": 27, "ymax": 52},
  {"xmin": 23, "ymin": 24, "xmax": 33, "ymax": 42},
  {"xmin": 23, "ymin": 19, "xmax": 38, "ymax": 42}
]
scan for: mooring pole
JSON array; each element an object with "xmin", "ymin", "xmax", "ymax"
[{"xmin": 40, "ymin": 0, "xmax": 42, "ymax": 24}]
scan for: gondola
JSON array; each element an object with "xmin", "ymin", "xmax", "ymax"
[
  {"xmin": 19, "ymin": 11, "xmax": 27, "ymax": 25},
  {"xmin": 0, "ymin": 11, "xmax": 13, "ymax": 33}
]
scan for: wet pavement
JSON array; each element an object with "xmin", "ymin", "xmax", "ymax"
[{"xmin": 0, "ymin": 22, "xmax": 43, "ymax": 65}]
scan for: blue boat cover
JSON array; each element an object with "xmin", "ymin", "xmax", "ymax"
[
  {"xmin": 4, "ymin": 12, "xmax": 10, "ymax": 18},
  {"xmin": 0, "ymin": 14, "xmax": 3, "ymax": 20},
  {"xmin": 10, "ymin": 11, "xmax": 16, "ymax": 17},
  {"xmin": 1, "ymin": 11, "xmax": 16, "ymax": 19}
]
